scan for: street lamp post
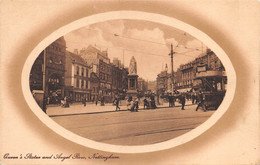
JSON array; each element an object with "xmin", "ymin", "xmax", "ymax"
[
  {"xmin": 43, "ymin": 49, "xmax": 46, "ymax": 95},
  {"xmin": 169, "ymin": 43, "xmax": 175, "ymax": 93}
]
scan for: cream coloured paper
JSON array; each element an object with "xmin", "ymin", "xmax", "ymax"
[{"xmin": 0, "ymin": 0, "xmax": 259, "ymax": 164}]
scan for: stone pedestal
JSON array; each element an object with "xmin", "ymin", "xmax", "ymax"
[{"xmin": 126, "ymin": 74, "xmax": 138, "ymax": 99}]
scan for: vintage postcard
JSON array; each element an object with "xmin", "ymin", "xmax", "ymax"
[{"xmin": 0, "ymin": 0, "xmax": 259, "ymax": 164}]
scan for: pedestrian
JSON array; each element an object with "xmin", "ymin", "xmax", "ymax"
[
  {"xmin": 47, "ymin": 96, "xmax": 50, "ymax": 105},
  {"xmin": 95, "ymin": 97, "xmax": 98, "ymax": 106},
  {"xmin": 61, "ymin": 97, "xmax": 68, "ymax": 108},
  {"xmin": 100, "ymin": 96, "xmax": 105, "ymax": 106},
  {"xmin": 150, "ymin": 95, "xmax": 157, "ymax": 109},
  {"xmin": 143, "ymin": 98, "xmax": 149, "ymax": 109},
  {"xmin": 82, "ymin": 97, "xmax": 86, "ymax": 107},
  {"xmin": 168, "ymin": 93, "xmax": 173, "ymax": 107},
  {"xmin": 127, "ymin": 96, "xmax": 132, "ymax": 110},
  {"xmin": 115, "ymin": 97, "xmax": 120, "ymax": 111},
  {"xmin": 192, "ymin": 93, "xmax": 196, "ymax": 104},
  {"xmin": 127, "ymin": 97, "xmax": 137, "ymax": 112},
  {"xmin": 187, "ymin": 92, "xmax": 190, "ymax": 100},
  {"xmin": 43, "ymin": 97, "xmax": 47, "ymax": 113},
  {"xmin": 156, "ymin": 93, "xmax": 160, "ymax": 105},
  {"xmin": 172, "ymin": 94, "xmax": 175, "ymax": 107},
  {"xmin": 180, "ymin": 94, "xmax": 186, "ymax": 110},
  {"xmin": 65, "ymin": 96, "xmax": 70, "ymax": 108},
  {"xmin": 196, "ymin": 91, "xmax": 206, "ymax": 111},
  {"xmin": 135, "ymin": 98, "xmax": 139, "ymax": 112},
  {"xmin": 131, "ymin": 98, "xmax": 139, "ymax": 112},
  {"xmin": 195, "ymin": 93, "xmax": 200, "ymax": 104}
]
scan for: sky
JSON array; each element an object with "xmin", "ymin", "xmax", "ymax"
[{"xmin": 64, "ymin": 19, "xmax": 207, "ymax": 81}]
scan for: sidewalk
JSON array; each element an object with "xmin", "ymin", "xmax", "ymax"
[{"xmin": 47, "ymin": 100, "xmax": 194, "ymax": 117}]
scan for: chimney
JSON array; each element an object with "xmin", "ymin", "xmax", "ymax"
[{"xmin": 74, "ymin": 49, "xmax": 78, "ymax": 54}]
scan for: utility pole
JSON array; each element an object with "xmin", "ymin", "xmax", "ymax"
[
  {"xmin": 42, "ymin": 48, "xmax": 47, "ymax": 113},
  {"xmin": 169, "ymin": 43, "xmax": 175, "ymax": 93},
  {"xmin": 43, "ymin": 49, "xmax": 46, "ymax": 95},
  {"xmin": 123, "ymin": 49, "xmax": 125, "ymax": 67}
]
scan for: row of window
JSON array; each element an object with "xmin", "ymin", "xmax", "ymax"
[
  {"xmin": 92, "ymin": 87, "xmax": 99, "ymax": 93},
  {"xmin": 46, "ymin": 46, "xmax": 65, "ymax": 56},
  {"xmin": 100, "ymin": 63, "xmax": 112, "ymax": 73},
  {"xmin": 74, "ymin": 93, "xmax": 90, "ymax": 102},
  {"xmin": 48, "ymin": 57, "xmax": 63, "ymax": 65},
  {"xmin": 99, "ymin": 72, "xmax": 111, "ymax": 81},
  {"xmin": 209, "ymin": 61, "xmax": 223, "ymax": 70},
  {"xmin": 48, "ymin": 77, "xmax": 61, "ymax": 85},
  {"xmin": 182, "ymin": 70, "xmax": 195, "ymax": 79},
  {"xmin": 158, "ymin": 75, "xmax": 194, "ymax": 89},
  {"xmin": 48, "ymin": 45, "xmax": 63, "ymax": 52},
  {"xmin": 100, "ymin": 82, "xmax": 111, "ymax": 89},
  {"xmin": 76, "ymin": 66, "xmax": 89, "ymax": 77},
  {"xmin": 112, "ymin": 72, "xmax": 123, "ymax": 81},
  {"xmin": 76, "ymin": 79, "xmax": 89, "ymax": 89},
  {"xmin": 179, "ymin": 80, "xmax": 193, "ymax": 86}
]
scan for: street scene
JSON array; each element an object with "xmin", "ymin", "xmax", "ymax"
[
  {"xmin": 50, "ymin": 102, "xmax": 214, "ymax": 145},
  {"xmin": 29, "ymin": 19, "xmax": 227, "ymax": 145}
]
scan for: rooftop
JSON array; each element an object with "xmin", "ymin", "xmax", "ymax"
[{"xmin": 66, "ymin": 51, "xmax": 88, "ymax": 66}]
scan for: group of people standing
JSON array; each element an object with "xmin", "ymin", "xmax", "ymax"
[
  {"xmin": 190, "ymin": 92, "xmax": 205, "ymax": 105},
  {"xmin": 143, "ymin": 95, "xmax": 157, "ymax": 109},
  {"xmin": 61, "ymin": 96, "xmax": 70, "ymax": 108},
  {"xmin": 168, "ymin": 93, "xmax": 175, "ymax": 107},
  {"xmin": 168, "ymin": 93, "xmax": 186, "ymax": 110},
  {"xmin": 57, "ymin": 92, "xmax": 205, "ymax": 112},
  {"xmin": 126, "ymin": 96, "xmax": 139, "ymax": 112},
  {"xmin": 113, "ymin": 95, "xmax": 158, "ymax": 112},
  {"xmin": 61, "ymin": 96, "xmax": 88, "ymax": 108},
  {"xmin": 167, "ymin": 92, "xmax": 205, "ymax": 111}
]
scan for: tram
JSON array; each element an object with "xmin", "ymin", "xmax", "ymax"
[{"xmin": 193, "ymin": 64, "xmax": 227, "ymax": 110}]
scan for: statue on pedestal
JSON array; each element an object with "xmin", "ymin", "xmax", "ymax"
[
  {"xmin": 129, "ymin": 56, "xmax": 137, "ymax": 75},
  {"xmin": 126, "ymin": 56, "xmax": 138, "ymax": 100}
]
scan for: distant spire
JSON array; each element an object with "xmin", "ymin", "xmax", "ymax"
[{"xmin": 165, "ymin": 64, "xmax": 168, "ymax": 72}]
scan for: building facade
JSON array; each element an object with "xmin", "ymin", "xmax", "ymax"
[
  {"xmin": 79, "ymin": 45, "xmax": 130, "ymax": 102},
  {"xmin": 90, "ymin": 72, "xmax": 100, "ymax": 102},
  {"xmin": 111, "ymin": 58, "xmax": 129, "ymax": 99},
  {"xmin": 156, "ymin": 70, "xmax": 171, "ymax": 95},
  {"xmin": 30, "ymin": 53, "xmax": 44, "ymax": 91},
  {"xmin": 111, "ymin": 64, "xmax": 123, "ymax": 96},
  {"xmin": 30, "ymin": 37, "xmax": 67, "ymax": 104},
  {"xmin": 137, "ymin": 77, "xmax": 148, "ymax": 97},
  {"xmin": 99, "ymin": 59, "xmax": 112, "ymax": 102},
  {"xmin": 122, "ymin": 67, "xmax": 129, "ymax": 95},
  {"xmin": 64, "ymin": 51, "xmax": 91, "ymax": 102},
  {"xmin": 79, "ymin": 45, "xmax": 110, "ymax": 74},
  {"xmin": 178, "ymin": 62, "xmax": 195, "ymax": 92},
  {"xmin": 147, "ymin": 80, "xmax": 157, "ymax": 93},
  {"xmin": 156, "ymin": 49, "xmax": 225, "ymax": 94},
  {"xmin": 79, "ymin": 45, "xmax": 114, "ymax": 102},
  {"xmin": 175, "ymin": 49, "xmax": 225, "ymax": 93}
]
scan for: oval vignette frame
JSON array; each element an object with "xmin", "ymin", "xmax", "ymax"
[{"xmin": 21, "ymin": 11, "xmax": 236, "ymax": 153}]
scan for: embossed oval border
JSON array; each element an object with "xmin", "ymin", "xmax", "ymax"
[{"xmin": 21, "ymin": 11, "xmax": 236, "ymax": 153}]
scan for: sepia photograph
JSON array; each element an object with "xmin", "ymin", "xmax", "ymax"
[
  {"xmin": 1, "ymin": 0, "xmax": 259, "ymax": 164},
  {"xmin": 29, "ymin": 19, "xmax": 227, "ymax": 146}
]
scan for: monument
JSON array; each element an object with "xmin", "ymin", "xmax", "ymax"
[{"xmin": 126, "ymin": 56, "xmax": 139, "ymax": 99}]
